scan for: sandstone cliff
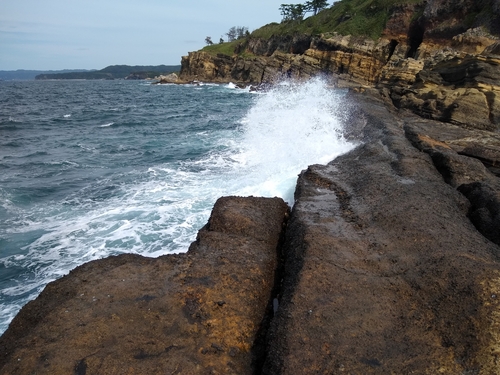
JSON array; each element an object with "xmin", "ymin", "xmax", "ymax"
[{"xmin": 180, "ymin": 0, "xmax": 500, "ymax": 132}]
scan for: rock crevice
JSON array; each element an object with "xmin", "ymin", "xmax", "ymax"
[{"xmin": 263, "ymin": 93, "xmax": 500, "ymax": 374}]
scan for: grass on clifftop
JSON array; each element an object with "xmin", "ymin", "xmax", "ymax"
[
  {"xmin": 252, "ymin": 0, "xmax": 425, "ymax": 40},
  {"xmin": 201, "ymin": 40, "xmax": 255, "ymax": 58},
  {"xmin": 200, "ymin": 0, "xmax": 427, "ymax": 57},
  {"xmin": 197, "ymin": 0, "xmax": 425, "ymax": 57},
  {"xmin": 201, "ymin": 41, "xmax": 240, "ymax": 56}
]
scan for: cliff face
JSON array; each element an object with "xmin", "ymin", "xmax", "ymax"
[{"xmin": 179, "ymin": 0, "xmax": 500, "ymax": 131}]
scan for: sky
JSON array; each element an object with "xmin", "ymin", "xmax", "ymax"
[{"xmin": 0, "ymin": 0, "xmax": 288, "ymax": 71}]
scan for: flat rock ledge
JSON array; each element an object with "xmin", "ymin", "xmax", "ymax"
[{"xmin": 1, "ymin": 92, "xmax": 500, "ymax": 375}]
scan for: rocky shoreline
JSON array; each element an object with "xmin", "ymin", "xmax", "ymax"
[
  {"xmin": 1, "ymin": 89, "xmax": 500, "ymax": 374},
  {"xmin": 2, "ymin": 0, "xmax": 500, "ymax": 373}
]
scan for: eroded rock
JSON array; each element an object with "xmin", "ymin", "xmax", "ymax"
[
  {"xmin": 404, "ymin": 117, "xmax": 500, "ymax": 246},
  {"xmin": 179, "ymin": 1, "xmax": 500, "ymax": 130},
  {"xmin": 0, "ymin": 196, "xmax": 289, "ymax": 375},
  {"xmin": 263, "ymin": 93, "xmax": 500, "ymax": 374}
]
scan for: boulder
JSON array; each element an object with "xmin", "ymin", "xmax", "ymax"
[{"xmin": 156, "ymin": 73, "xmax": 181, "ymax": 84}]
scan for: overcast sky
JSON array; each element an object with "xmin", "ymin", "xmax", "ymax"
[{"xmin": 0, "ymin": 0, "xmax": 290, "ymax": 71}]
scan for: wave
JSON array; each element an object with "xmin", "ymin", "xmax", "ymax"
[
  {"xmin": 1, "ymin": 141, "xmax": 22, "ymax": 147},
  {"xmin": 0, "ymin": 124, "xmax": 19, "ymax": 130},
  {"xmin": 4, "ymin": 151, "xmax": 50, "ymax": 159},
  {"xmin": 0, "ymin": 78, "xmax": 356, "ymax": 334}
]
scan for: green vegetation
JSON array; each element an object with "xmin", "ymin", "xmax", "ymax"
[
  {"xmin": 202, "ymin": 41, "xmax": 241, "ymax": 56},
  {"xmin": 280, "ymin": 0, "xmax": 330, "ymax": 22},
  {"xmin": 197, "ymin": 0, "xmax": 498, "ymax": 59},
  {"xmin": 225, "ymin": 26, "xmax": 250, "ymax": 42},
  {"xmin": 203, "ymin": 25, "xmax": 251, "ymax": 55},
  {"xmin": 35, "ymin": 65, "xmax": 181, "ymax": 80},
  {"xmin": 253, "ymin": 0, "xmax": 425, "ymax": 40},
  {"xmin": 463, "ymin": 4, "xmax": 498, "ymax": 31},
  {"xmin": 201, "ymin": 39, "xmax": 256, "ymax": 58}
]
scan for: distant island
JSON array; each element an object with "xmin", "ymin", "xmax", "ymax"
[
  {"xmin": 0, "ymin": 69, "xmax": 91, "ymax": 81},
  {"xmin": 35, "ymin": 65, "xmax": 181, "ymax": 80},
  {"xmin": 0, "ymin": 65, "xmax": 181, "ymax": 81}
]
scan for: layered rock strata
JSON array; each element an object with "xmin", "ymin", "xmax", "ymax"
[
  {"xmin": 0, "ymin": 197, "xmax": 289, "ymax": 375},
  {"xmin": 180, "ymin": 0, "xmax": 500, "ymax": 131}
]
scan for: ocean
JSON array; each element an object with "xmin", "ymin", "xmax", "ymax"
[{"xmin": 0, "ymin": 78, "xmax": 355, "ymax": 335}]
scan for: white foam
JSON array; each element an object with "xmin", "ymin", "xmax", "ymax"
[
  {"xmin": 231, "ymin": 78, "xmax": 355, "ymax": 203},
  {"xmin": 63, "ymin": 114, "xmax": 71, "ymax": 118},
  {"xmin": 0, "ymin": 78, "xmax": 356, "ymax": 334},
  {"xmin": 99, "ymin": 122, "xmax": 114, "ymax": 127}
]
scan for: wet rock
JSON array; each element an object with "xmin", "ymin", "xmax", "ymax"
[
  {"xmin": 404, "ymin": 117, "xmax": 500, "ymax": 246},
  {"xmin": 263, "ymin": 93, "xmax": 500, "ymax": 374},
  {"xmin": 0, "ymin": 196, "xmax": 289, "ymax": 375}
]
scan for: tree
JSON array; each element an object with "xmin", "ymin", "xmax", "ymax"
[
  {"xmin": 280, "ymin": 3, "xmax": 306, "ymax": 22},
  {"xmin": 219, "ymin": 37, "xmax": 225, "ymax": 44},
  {"xmin": 226, "ymin": 26, "xmax": 237, "ymax": 42},
  {"xmin": 236, "ymin": 26, "xmax": 249, "ymax": 39},
  {"xmin": 280, "ymin": 1, "xmax": 329, "ymax": 22},
  {"xmin": 305, "ymin": 0, "xmax": 329, "ymax": 15},
  {"xmin": 226, "ymin": 26, "xmax": 249, "ymax": 42},
  {"xmin": 205, "ymin": 36, "xmax": 213, "ymax": 45}
]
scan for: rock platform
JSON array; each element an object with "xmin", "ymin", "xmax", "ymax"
[{"xmin": 1, "ymin": 91, "xmax": 500, "ymax": 374}]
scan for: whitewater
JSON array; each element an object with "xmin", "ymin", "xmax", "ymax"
[{"xmin": 0, "ymin": 78, "xmax": 355, "ymax": 334}]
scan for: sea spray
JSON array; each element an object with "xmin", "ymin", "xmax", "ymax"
[
  {"xmin": 0, "ymin": 78, "xmax": 356, "ymax": 334},
  {"xmin": 234, "ymin": 78, "xmax": 355, "ymax": 202}
]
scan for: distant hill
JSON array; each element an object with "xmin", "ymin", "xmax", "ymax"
[
  {"xmin": 0, "ymin": 69, "xmax": 92, "ymax": 81},
  {"xmin": 35, "ymin": 65, "xmax": 181, "ymax": 80}
]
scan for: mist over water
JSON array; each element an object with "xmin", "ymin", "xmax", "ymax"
[{"xmin": 0, "ymin": 78, "xmax": 355, "ymax": 334}]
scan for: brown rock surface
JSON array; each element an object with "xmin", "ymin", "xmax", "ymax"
[
  {"xmin": 263, "ymin": 93, "xmax": 500, "ymax": 374},
  {"xmin": 155, "ymin": 73, "xmax": 185, "ymax": 84},
  {"xmin": 0, "ymin": 196, "xmax": 289, "ymax": 375},
  {"xmin": 404, "ymin": 117, "xmax": 500, "ymax": 246},
  {"xmin": 390, "ymin": 54, "xmax": 500, "ymax": 131}
]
